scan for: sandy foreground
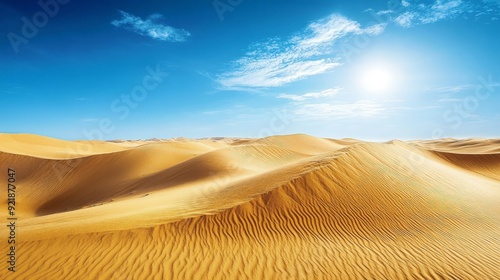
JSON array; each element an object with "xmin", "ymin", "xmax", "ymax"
[{"xmin": 0, "ymin": 133, "xmax": 499, "ymax": 279}]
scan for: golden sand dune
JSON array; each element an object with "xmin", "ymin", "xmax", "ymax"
[
  {"xmin": 0, "ymin": 133, "xmax": 129, "ymax": 159},
  {"xmin": 412, "ymin": 138, "xmax": 500, "ymax": 154},
  {"xmin": 0, "ymin": 134, "xmax": 499, "ymax": 279}
]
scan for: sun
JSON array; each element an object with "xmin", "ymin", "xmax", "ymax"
[{"xmin": 360, "ymin": 66, "xmax": 394, "ymax": 93}]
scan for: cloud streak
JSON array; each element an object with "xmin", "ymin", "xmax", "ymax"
[
  {"xmin": 111, "ymin": 11, "xmax": 190, "ymax": 42},
  {"xmin": 276, "ymin": 87, "xmax": 395, "ymax": 120},
  {"xmin": 393, "ymin": 0, "xmax": 466, "ymax": 28},
  {"xmin": 277, "ymin": 88, "xmax": 342, "ymax": 101},
  {"xmin": 217, "ymin": 14, "xmax": 385, "ymax": 89},
  {"xmin": 293, "ymin": 100, "xmax": 386, "ymax": 119},
  {"xmin": 392, "ymin": 0, "xmax": 499, "ymax": 28}
]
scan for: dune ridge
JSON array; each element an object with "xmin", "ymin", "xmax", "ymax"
[{"xmin": 0, "ymin": 134, "xmax": 499, "ymax": 279}]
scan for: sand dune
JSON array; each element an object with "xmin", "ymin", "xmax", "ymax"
[
  {"xmin": 0, "ymin": 134, "xmax": 499, "ymax": 279},
  {"xmin": 0, "ymin": 133, "xmax": 129, "ymax": 159}
]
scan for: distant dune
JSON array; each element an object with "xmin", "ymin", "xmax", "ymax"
[{"xmin": 0, "ymin": 133, "xmax": 499, "ymax": 279}]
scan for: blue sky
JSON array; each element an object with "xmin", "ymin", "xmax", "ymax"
[{"xmin": 1, "ymin": 0, "xmax": 499, "ymax": 140}]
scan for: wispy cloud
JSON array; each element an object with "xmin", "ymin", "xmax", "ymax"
[
  {"xmin": 429, "ymin": 82, "xmax": 500, "ymax": 93},
  {"xmin": 394, "ymin": 0, "xmax": 466, "ymax": 28},
  {"xmin": 293, "ymin": 100, "xmax": 386, "ymax": 119},
  {"xmin": 437, "ymin": 98, "xmax": 464, "ymax": 102},
  {"xmin": 391, "ymin": 0, "xmax": 499, "ymax": 28},
  {"xmin": 430, "ymin": 84, "xmax": 476, "ymax": 93},
  {"xmin": 376, "ymin": 10, "xmax": 394, "ymax": 16},
  {"xmin": 275, "ymin": 87, "xmax": 398, "ymax": 120},
  {"xmin": 217, "ymin": 14, "xmax": 385, "ymax": 89},
  {"xmin": 81, "ymin": 118, "xmax": 99, "ymax": 123},
  {"xmin": 421, "ymin": 0, "xmax": 466, "ymax": 24},
  {"xmin": 277, "ymin": 87, "xmax": 342, "ymax": 101},
  {"xmin": 484, "ymin": 0, "xmax": 500, "ymax": 8},
  {"xmin": 394, "ymin": 12, "xmax": 417, "ymax": 28},
  {"xmin": 111, "ymin": 11, "xmax": 190, "ymax": 42}
]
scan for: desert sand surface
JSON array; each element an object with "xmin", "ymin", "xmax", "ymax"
[{"xmin": 0, "ymin": 133, "xmax": 499, "ymax": 279}]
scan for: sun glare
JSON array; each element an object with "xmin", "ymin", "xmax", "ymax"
[{"xmin": 360, "ymin": 66, "xmax": 394, "ymax": 93}]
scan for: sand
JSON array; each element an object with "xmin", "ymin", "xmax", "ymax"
[{"xmin": 0, "ymin": 133, "xmax": 499, "ymax": 279}]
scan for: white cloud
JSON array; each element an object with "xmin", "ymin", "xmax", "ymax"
[
  {"xmin": 430, "ymin": 82, "xmax": 500, "ymax": 93},
  {"xmin": 293, "ymin": 100, "xmax": 386, "ymax": 119},
  {"xmin": 430, "ymin": 84, "xmax": 475, "ymax": 93},
  {"xmin": 421, "ymin": 0, "xmax": 464, "ymax": 24},
  {"xmin": 275, "ymin": 87, "xmax": 393, "ymax": 120},
  {"xmin": 81, "ymin": 118, "xmax": 99, "ymax": 123},
  {"xmin": 220, "ymin": 59, "xmax": 341, "ymax": 88},
  {"xmin": 393, "ymin": 0, "xmax": 472, "ymax": 28},
  {"xmin": 111, "ymin": 11, "xmax": 190, "ymax": 42},
  {"xmin": 364, "ymin": 23, "xmax": 387, "ymax": 35},
  {"xmin": 217, "ymin": 14, "xmax": 385, "ymax": 89},
  {"xmin": 483, "ymin": 0, "xmax": 500, "ymax": 7},
  {"xmin": 277, "ymin": 88, "xmax": 342, "ymax": 101},
  {"xmin": 395, "ymin": 12, "xmax": 417, "ymax": 28},
  {"xmin": 437, "ymin": 98, "xmax": 464, "ymax": 102},
  {"xmin": 376, "ymin": 10, "xmax": 394, "ymax": 15}
]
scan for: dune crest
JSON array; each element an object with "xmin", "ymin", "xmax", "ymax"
[{"xmin": 0, "ymin": 134, "xmax": 499, "ymax": 279}]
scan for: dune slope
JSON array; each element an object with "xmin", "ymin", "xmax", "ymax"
[{"xmin": 0, "ymin": 134, "xmax": 499, "ymax": 279}]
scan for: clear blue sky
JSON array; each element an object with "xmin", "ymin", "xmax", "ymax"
[{"xmin": 1, "ymin": 0, "xmax": 499, "ymax": 140}]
